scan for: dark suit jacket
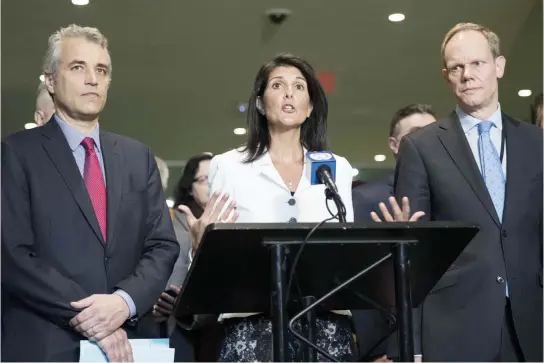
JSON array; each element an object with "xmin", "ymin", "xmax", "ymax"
[
  {"xmin": 353, "ymin": 172, "xmax": 394, "ymax": 223},
  {"xmin": 1, "ymin": 120, "xmax": 180, "ymax": 361},
  {"xmin": 395, "ymin": 112, "xmax": 543, "ymax": 361}
]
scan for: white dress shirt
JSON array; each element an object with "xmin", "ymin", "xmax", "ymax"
[{"xmin": 208, "ymin": 147, "xmax": 354, "ymax": 320}]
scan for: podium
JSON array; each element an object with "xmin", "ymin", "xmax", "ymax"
[{"xmin": 174, "ymin": 222, "xmax": 478, "ymax": 362}]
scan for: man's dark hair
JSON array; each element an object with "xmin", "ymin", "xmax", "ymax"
[
  {"xmin": 389, "ymin": 104, "xmax": 436, "ymax": 137},
  {"xmin": 243, "ymin": 53, "xmax": 328, "ymax": 163}
]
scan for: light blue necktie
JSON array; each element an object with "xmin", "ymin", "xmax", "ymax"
[{"xmin": 477, "ymin": 121, "xmax": 508, "ymax": 296}]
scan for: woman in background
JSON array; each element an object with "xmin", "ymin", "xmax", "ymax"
[{"xmin": 153, "ymin": 153, "xmax": 230, "ymax": 362}]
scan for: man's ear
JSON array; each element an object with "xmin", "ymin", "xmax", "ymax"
[{"xmin": 44, "ymin": 73, "xmax": 55, "ymax": 96}]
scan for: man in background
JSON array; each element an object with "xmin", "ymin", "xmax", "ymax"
[
  {"xmin": 352, "ymin": 104, "xmax": 436, "ymax": 221},
  {"xmin": 34, "ymin": 81, "xmax": 55, "ymax": 126},
  {"xmin": 351, "ymin": 104, "xmax": 435, "ymax": 362}
]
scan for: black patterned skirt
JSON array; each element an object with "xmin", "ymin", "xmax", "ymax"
[{"xmin": 218, "ymin": 313, "xmax": 354, "ymax": 362}]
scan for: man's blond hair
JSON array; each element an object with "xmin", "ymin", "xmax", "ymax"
[{"xmin": 441, "ymin": 23, "xmax": 501, "ymax": 65}]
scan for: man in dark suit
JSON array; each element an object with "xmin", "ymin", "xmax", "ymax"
[
  {"xmin": 351, "ymin": 104, "xmax": 435, "ymax": 361},
  {"xmin": 394, "ymin": 22, "xmax": 543, "ymax": 361},
  {"xmin": 1, "ymin": 24, "xmax": 180, "ymax": 362}
]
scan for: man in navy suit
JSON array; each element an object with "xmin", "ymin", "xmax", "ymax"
[
  {"xmin": 1, "ymin": 24, "xmax": 180, "ymax": 362},
  {"xmin": 351, "ymin": 104, "xmax": 436, "ymax": 361}
]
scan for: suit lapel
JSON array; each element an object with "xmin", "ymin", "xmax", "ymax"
[
  {"xmin": 437, "ymin": 112, "xmax": 501, "ymax": 227},
  {"xmin": 502, "ymin": 114, "xmax": 524, "ymax": 225},
  {"xmin": 100, "ymin": 131, "xmax": 123, "ymax": 246},
  {"xmin": 41, "ymin": 121, "xmax": 106, "ymax": 245},
  {"xmin": 254, "ymin": 151, "xmax": 291, "ymax": 191}
]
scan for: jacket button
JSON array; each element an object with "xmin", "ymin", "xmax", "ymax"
[
  {"xmin": 502, "ymin": 230, "xmax": 508, "ymax": 238},
  {"xmin": 288, "ymin": 217, "xmax": 297, "ymax": 223},
  {"xmin": 288, "ymin": 198, "xmax": 296, "ymax": 206},
  {"xmin": 104, "ymin": 257, "xmax": 112, "ymax": 263},
  {"xmin": 497, "ymin": 276, "xmax": 505, "ymax": 284}
]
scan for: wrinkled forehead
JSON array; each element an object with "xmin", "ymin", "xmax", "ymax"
[{"xmin": 58, "ymin": 37, "xmax": 111, "ymax": 67}]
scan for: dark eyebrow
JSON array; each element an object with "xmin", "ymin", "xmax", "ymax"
[{"xmin": 269, "ymin": 76, "xmax": 307, "ymax": 83}]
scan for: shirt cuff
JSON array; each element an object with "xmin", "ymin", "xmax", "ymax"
[{"xmin": 114, "ymin": 289, "xmax": 137, "ymax": 319}]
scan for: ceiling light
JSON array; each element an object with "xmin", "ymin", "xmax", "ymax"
[
  {"xmin": 352, "ymin": 168, "xmax": 359, "ymax": 177},
  {"xmin": 388, "ymin": 13, "xmax": 405, "ymax": 22},
  {"xmin": 72, "ymin": 0, "xmax": 89, "ymax": 5},
  {"xmin": 233, "ymin": 128, "xmax": 247, "ymax": 135},
  {"xmin": 166, "ymin": 198, "xmax": 174, "ymax": 208},
  {"xmin": 374, "ymin": 154, "xmax": 386, "ymax": 162},
  {"xmin": 39, "ymin": 74, "xmax": 45, "ymax": 82},
  {"xmin": 25, "ymin": 123, "xmax": 38, "ymax": 130},
  {"xmin": 518, "ymin": 89, "xmax": 532, "ymax": 97}
]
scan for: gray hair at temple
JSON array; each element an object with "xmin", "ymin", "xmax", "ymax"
[
  {"xmin": 43, "ymin": 24, "xmax": 111, "ymax": 78},
  {"xmin": 154, "ymin": 156, "xmax": 170, "ymax": 191}
]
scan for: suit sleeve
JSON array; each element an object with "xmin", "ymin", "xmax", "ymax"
[
  {"xmin": 394, "ymin": 135, "xmax": 432, "ymax": 356},
  {"xmin": 167, "ymin": 212, "xmax": 192, "ymax": 287},
  {"xmin": 394, "ymin": 136, "xmax": 431, "ymax": 218},
  {"xmin": 1, "ymin": 141, "xmax": 89, "ymax": 327},
  {"xmin": 114, "ymin": 148, "xmax": 180, "ymax": 318}
]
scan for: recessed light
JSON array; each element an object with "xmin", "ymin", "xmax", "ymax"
[
  {"xmin": 25, "ymin": 123, "xmax": 38, "ymax": 130},
  {"xmin": 352, "ymin": 168, "xmax": 359, "ymax": 177},
  {"xmin": 388, "ymin": 13, "xmax": 405, "ymax": 22},
  {"xmin": 72, "ymin": 0, "xmax": 89, "ymax": 5},
  {"xmin": 518, "ymin": 89, "xmax": 532, "ymax": 97},
  {"xmin": 233, "ymin": 127, "xmax": 247, "ymax": 135},
  {"xmin": 39, "ymin": 74, "xmax": 45, "ymax": 82},
  {"xmin": 374, "ymin": 154, "xmax": 386, "ymax": 162}
]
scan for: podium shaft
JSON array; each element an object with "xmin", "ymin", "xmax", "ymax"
[
  {"xmin": 271, "ymin": 244, "xmax": 288, "ymax": 362},
  {"xmin": 393, "ymin": 242, "xmax": 414, "ymax": 362}
]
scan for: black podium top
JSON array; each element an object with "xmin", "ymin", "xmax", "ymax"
[{"xmin": 174, "ymin": 222, "xmax": 478, "ymax": 317}]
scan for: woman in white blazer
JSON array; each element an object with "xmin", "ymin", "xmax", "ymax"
[{"xmin": 206, "ymin": 53, "xmax": 357, "ymax": 362}]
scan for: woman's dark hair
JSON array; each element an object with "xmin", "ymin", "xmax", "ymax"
[
  {"xmin": 243, "ymin": 53, "xmax": 328, "ymax": 163},
  {"xmin": 531, "ymin": 92, "xmax": 543, "ymax": 127},
  {"xmin": 173, "ymin": 153, "xmax": 213, "ymax": 218}
]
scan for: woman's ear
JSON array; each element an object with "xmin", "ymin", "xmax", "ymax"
[{"xmin": 256, "ymin": 97, "xmax": 265, "ymax": 115}]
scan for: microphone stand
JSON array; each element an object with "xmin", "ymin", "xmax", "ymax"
[{"xmin": 325, "ymin": 188, "xmax": 347, "ymax": 223}]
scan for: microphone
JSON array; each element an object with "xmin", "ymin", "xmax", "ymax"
[
  {"xmin": 305, "ymin": 151, "xmax": 346, "ymax": 222},
  {"xmin": 306, "ymin": 151, "xmax": 337, "ymax": 189}
]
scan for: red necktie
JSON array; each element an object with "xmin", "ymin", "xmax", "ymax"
[{"xmin": 81, "ymin": 137, "xmax": 107, "ymax": 242}]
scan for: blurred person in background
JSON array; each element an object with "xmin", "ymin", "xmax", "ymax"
[
  {"xmin": 1, "ymin": 24, "xmax": 180, "ymax": 362},
  {"xmin": 153, "ymin": 153, "xmax": 227, "ymax": 362},
  {"xmin": 179, "ymin": 53, "xmax": 422, "ymax": 362},
  {"xmin": 395, "ymin": 22, "xmax": 542, "ymax": 361},
  {"xmin": 155, "ymin": 156, "xmax": 170, "ymax": 191},
  {"xmin": 351, "ymin": 104, "xmax": 436, "ymax": 362},
  {"xmin": 152, "ymin": 153, "xmax": 213, "ymax": 327},
  {"xmin": 352, "ymin": 104, "xmax": 436, "ymax": 223},
  {"xmin": 531, "ymin": 92, "xmax": 542, "ymax": 128},
  {"xmin": 34, "ymin": 81, "xmax": 55, "ymax": 126}
]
